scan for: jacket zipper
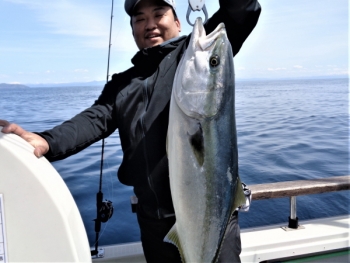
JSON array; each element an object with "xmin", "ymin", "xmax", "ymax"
[{"xmin": 140, "ymin": 78, "xmax": 162, "ymax": 219}]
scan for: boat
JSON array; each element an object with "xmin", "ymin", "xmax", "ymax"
[
  {"xmin": 90, "ymin": 215, "xmax": 350, "ymax": 262},
  {"xmin": 0, "ymin": 127, "xmax": 91, "ymax": 262},
  {"xmin": 0, "ymin": 129, "xmax": 349, "ymax": 262}
]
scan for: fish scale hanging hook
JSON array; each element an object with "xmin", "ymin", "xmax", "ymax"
[{"xmin": 187, "ymin": 0, "xmax": 208, "ymax": 26}]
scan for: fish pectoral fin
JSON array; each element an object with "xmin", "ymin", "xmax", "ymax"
[
  {"xmin": 164, "ymin": 224, "xmax": 185, "ymax": 262},
  {"xmin": 187, "ymin": 122, "xmax": 204, "ymax": 166}
]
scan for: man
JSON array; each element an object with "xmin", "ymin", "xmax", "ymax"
[{"xmin": 0, "ymin": 0, "xmax": 261, "ymax": 262}]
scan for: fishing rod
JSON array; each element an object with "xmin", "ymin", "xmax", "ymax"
[{"xmin": 91, "ymin": 0, "xmax": 114, "ymax": 258}]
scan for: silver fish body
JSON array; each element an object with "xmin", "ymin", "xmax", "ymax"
[{"xmin": 165, "ymin": 18, "xmax": 245, "ymax": 263}]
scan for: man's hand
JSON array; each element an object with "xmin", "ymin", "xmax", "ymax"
[{"xmin": 0, "ymin": 120, "xmax": 49, "ymax": 158}]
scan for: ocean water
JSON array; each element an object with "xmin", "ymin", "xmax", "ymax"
[{"xmin": 0, "ymin": 78, "xmax": 349, "ymax": 247}]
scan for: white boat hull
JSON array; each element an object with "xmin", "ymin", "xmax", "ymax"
[
  {"xmin": 0, "ymin": 128, "xmax": 91, "ymax": 262},
  {"xmin": 92, "ymin": 215, "xmax": 349, "ymax": 263}
]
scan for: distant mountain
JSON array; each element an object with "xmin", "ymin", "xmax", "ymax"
[
  {"xmin": 19, "ymin": 75, "xmax": 348, "ymax": 88},
  {"xmin": 0, "ymin": 83, "xmax": 29, "ymax": 89},
  {"xmin": 236, "ymin": 75, "xmax": 348, "ymax": 82},
  {"xmin": 26, "ymin": 80, "xmax": 105, "ymax": 88}
]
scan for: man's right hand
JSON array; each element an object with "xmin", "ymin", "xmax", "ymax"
[{"xmin": 0, "ymin": 120, "xmax": 49, "ymax": 158}]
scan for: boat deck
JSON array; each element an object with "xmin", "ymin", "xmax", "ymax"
[
  {"xmin": 92, "ymin": 215, "xmax": 349, "ymax": 263},
  {"xmin": 240, "ymin": 215, "xmax": 349, "ymax": 262}
]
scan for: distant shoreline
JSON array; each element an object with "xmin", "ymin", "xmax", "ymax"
[
  {"xmin": 0, "ymin": 83, "xmax": 29, "ymax": 89},
  {"xmin": 1, "ymin": 76, "xmax": 347, "ymax": 89},
  {"xmin": 236, "ymin": 76, "xmax": 348, "ymax": 82}
]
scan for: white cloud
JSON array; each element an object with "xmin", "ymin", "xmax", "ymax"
[
  {"xmin": 329, "ymin": 67, "xmax": 348, "ymax": 76},
  {"xmin": 74, "ymin": 69, "xmax": 89, "ymax": 73},
  {"xmin": 5, "ymin": 0, "xmax": 148, "ymax": 53},
  {"xmin": 267, "ymin": 67, "xmax": 287, "ymax": 71},
  {"xmin": 4, "ymin": 0, "xmax": 136, "ymax": 51},
  {"xmin": 0, "ymin": 74, "xmax": 9, "ymax": 79},
  {"xmin": 293, "ymin": 65, "xmax": 303, "ymax": 69},
  {"xmin": 5, "ymin": 0, "xmax": 108, "ymax": 37}
]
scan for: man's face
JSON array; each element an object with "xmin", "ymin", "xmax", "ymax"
[{"xmin": 131, "ymin": 0, "xmax": 181, "ymax": 50}]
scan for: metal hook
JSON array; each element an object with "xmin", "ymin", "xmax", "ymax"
[{"xmin": 186, "ymin": 2, "xmax": 208, "ymax": 26}]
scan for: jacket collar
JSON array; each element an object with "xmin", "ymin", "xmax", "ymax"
[{"xmin": 131, "ymin": 36, "xmax": 186, "ymax": 72}]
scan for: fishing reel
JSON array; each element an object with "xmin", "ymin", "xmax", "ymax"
[
  {"xmin": 98, "ymin": 199, "xmax": 113, "ymax": 223},
  {"xmin": 91, "ymin": 194, "xmax": 113, "ymax": 257}
]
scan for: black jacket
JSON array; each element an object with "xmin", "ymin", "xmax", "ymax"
[{"xmin": 39, "ymin": 0, "xmax": 261, "ymax": 219}]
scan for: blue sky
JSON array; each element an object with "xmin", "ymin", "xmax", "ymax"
[{"xmin": 0, "ymin": 0, "xmax": 348, "ymax": 84}]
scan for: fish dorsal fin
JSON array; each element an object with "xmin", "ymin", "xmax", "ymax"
[{"xmin": 164, "ymin": 223, "xmax": 186, "ymax": 263}]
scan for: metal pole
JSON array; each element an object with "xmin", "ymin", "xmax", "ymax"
[
  {"xmin": 288, "ymin": 196, "xmax": 298, "ymax": 229},
  {"xmin": 290, "ymin": 196, "xmax": 297, "ymax": 219}
]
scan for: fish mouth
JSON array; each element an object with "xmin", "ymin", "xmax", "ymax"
[
  {"xmin": 200, "ymin": 27, "xmax": 227, "ymax": 51},
  {"xmin": 192, "ymin": 17, "xmax": 226, "ymax": 51}
]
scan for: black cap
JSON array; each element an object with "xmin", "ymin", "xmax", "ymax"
[{"xmin": 124, "ymin": 0, "xmax": 176, "ymax": 16}]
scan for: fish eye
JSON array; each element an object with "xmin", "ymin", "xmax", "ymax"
[{"xmin": 210, "ymin": 55, "xmax": 220, "ymax": 68}]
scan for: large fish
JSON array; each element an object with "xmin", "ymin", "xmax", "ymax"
[{"xmin": 165, "ymin": 18, "xmax": 246, "ymax": 262}]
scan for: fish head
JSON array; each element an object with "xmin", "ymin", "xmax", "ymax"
[{"xmin": 174, "ymin": 17, "xmax": 234, "ymax": 119}]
